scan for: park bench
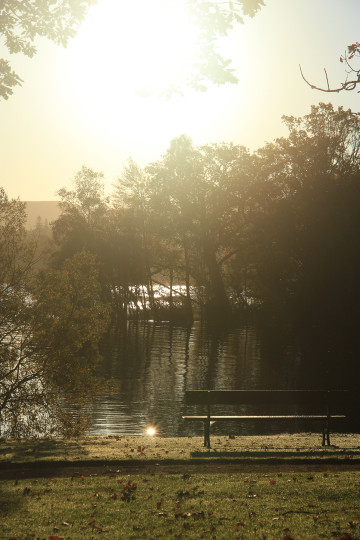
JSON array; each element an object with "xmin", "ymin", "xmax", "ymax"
[{"xmin": 182, "ymin": 390, "xmax": 350, "ymax": 448}]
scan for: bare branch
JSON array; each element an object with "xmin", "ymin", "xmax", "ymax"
[
  {"xmin": 324, "ymin": 68, "xmax": 330, "ymax": 91},
  {"xmin": 299, "ymin": 64, "xmax": 360, "ymax": 93}
]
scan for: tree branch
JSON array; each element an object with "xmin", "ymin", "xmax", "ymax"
[{"xmin": 299, "ymin": 64, "xmax": 360, "ymax": 93}]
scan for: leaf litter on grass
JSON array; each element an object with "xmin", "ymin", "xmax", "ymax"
[
  {"xmin": 2, "ymin": 471, "xmax": 360, "ymax": 538},
  {"xmin": 3, "ymin": 432, "xmax": 360, "ymax": 464}
]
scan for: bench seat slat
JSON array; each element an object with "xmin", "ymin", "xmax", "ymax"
[
  {"xmin": 182, "ymin": 415, "xmax": 346, "ymax": 420},
  {"xmin": 185, "ymin": 389, "xmax": 350, "ymax": 406}
]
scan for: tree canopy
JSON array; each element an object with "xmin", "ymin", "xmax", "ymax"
[
  {"xmin": 0, "ymin": 0, "xmax": 264, "ymax": 99},
  {"xmin": 182, "ymin": 0, "xmax": 264, "ymax": 93},
  {"xmin": 0, "ymin": 0, "xmax": 96, "ymax": 99}
]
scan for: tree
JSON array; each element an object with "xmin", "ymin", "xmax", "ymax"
[
  {"xmin": 182, "ymin": 0, "xmax": 265, "ymax": 93},
  {"xmin": 0, "ymin": 0, "xmax": 96, "ymax": 99},
  {"xmin": 0, "ymin": 59, "xmax": 23, "ymax": 100},
  {"xmin": 300, "ymin": 42, "xmax": 360, "ymax": 94},
  {"xmin": 146, "ymin": 136, "xmax": 255, "ymax": 320},
  {"xmin": 255, "ymin": 102, "xmax": 360, "ymax": 192},
  {"xmin": 0, "ymin": 1, "xmax": 264, "ymax": 99},
  {"xmin": 112, "ymin": 159, "xmax": 157, "ymax": 317},
  {"xmin": 0, "ymin": 189, "xmax": 110, "ymax": 437},
  {"xmin": 52, "ymin": 165, "xmax": 108, "ymax": 259},
  {"xmin": 95, "ymin": 207, "xmax": 147, "ymax": 323},
  {"xmin": 146, "ymin": 136, "xmax": 202, "ymax": 320},
  {"xmin": 54, "ymin": 166, "xmax": 145, "ymax": 323},
  {"xmin": 245, "ymin": 103, "xmax": 360, "ymax": 345}
]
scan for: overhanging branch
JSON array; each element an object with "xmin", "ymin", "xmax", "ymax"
[{"xmin": 299, "ymin": 64, "xmax": 360, "ymax": 93}]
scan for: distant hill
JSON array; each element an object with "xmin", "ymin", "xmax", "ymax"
[{"xmin": 25, "ymin": 201, "xmax": 61, "ymax": 230}]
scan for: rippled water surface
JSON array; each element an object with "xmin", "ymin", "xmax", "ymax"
[{"xmin": 86, "ymin": 321, "xmax": 317, "ymax": 436}]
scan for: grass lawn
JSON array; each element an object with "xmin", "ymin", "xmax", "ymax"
[
  {"xmin": 1, "ymin": 434, "xmax": 360, "ymax": 539},
  {"xmin": 1, "ymin": 470, "xmax": 360, "ymax": 539},
  {"xmin": 1, "ymin": 432, "xmax": 360, "ymax": 463}
]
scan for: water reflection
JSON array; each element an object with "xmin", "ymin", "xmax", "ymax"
[{"xmin": 86, "ymin": 321, "xmax": 313, "ymax": 437}]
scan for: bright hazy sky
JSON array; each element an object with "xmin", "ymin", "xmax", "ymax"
[{"xmin": 1, "ymin": 0, "xmax": 360, "ymax": 201}]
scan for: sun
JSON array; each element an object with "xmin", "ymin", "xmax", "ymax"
[
  {"xmin": 65, "ymin": 0, "xmax": 207, "ymax": 138},
  {"xmin": 63, "ymin": 0, "xmax": 249, "ymax": 148}
]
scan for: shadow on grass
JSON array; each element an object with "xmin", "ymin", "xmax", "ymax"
[
  {"xmin": 190, "ymin": 449, "xmax": 360, "ymax": 459},
  {"xmin": 0, "ymin": 483, "xmax": 25, "ymax": 519},
  {"xmin": 0, "ymin": 439, "xmax": 89, "ymax": 462}
]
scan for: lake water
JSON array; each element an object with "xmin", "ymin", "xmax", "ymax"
[{"xmin": 85, "ymin": 320, "xmax": 349, "ymax": 437}]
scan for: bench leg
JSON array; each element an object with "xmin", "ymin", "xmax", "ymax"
[
  {"xmin": 326, "ymin": 417, "xmax": 331, "ymax": 446},
  {"xmin": 322, "ymin": 424, "xmax": 331, "ymax": 446},
  {"xmin": 204, "ymin": 419, "xmax": 210, "ymax": 448}
]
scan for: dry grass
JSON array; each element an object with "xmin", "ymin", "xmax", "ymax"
[
  {"xmin": 1, "ymin": 432, "xmax": 360, "ymax": 464},
  {"xmin": 2, "ymin": 470, "xmax": 360, "ymax": 539}
]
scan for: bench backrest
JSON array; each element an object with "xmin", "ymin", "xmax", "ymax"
[{"xmin": 185, "ymin": 390, "xmax": 350, "ymax": 413}]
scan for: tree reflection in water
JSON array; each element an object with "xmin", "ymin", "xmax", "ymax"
[{"xmin": 84, "ymin": 321, "xmax": 329, "ymax": 437}]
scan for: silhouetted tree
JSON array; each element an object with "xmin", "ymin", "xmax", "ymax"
[
  {"xmin": 113, "ymin": 160, "xmax": 157, "ymax": 316},
  {"xmin": 246, "ymin": 103, "xmax": 360, "ymax": 348},
  {"xmin": 52, "ymin": 165, "xmax": 109, "ymax": 260},
  {"xmin": 146, "ymin": 136, "xmax": 256, "ymax": 320},
  {"xmin": 96, "ymin": 206, "xmax": 149, "ymax": 323},
  {"xmin": 0, "ymin": 189, "xmax": 110, "ymax": 437}
]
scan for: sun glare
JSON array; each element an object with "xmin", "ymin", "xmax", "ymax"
[
  {"xmin": 63, "ymin": 0, "xmax": 251, "ymax": 148},
  {"xmin": 146, "ymin": 427, "xmax": 156, "ymax": 436},
  {"xmin": 65, "ymin": 0, "xmax": 211, "ymax": 142}
]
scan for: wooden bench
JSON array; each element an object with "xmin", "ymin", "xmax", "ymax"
[{"xmin": 182, "ymin": 390, "xmax": 350, "ymax": 448}]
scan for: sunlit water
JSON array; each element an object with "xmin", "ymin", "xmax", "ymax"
[{"xmin": 85, "ymin": 320, "xmax": 328, "ymax": 437}]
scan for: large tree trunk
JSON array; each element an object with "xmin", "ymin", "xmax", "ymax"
[
  {"xmin": 169, "ymin": 266, "xmax": 173, "ymax": 316},
  {"xmin": 183, "ymin": 241, "xmax": 194, "ymax": 321},
  {"xmin": 202, "ymin": 238, "xmax": 230, "ymax": 320}
]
